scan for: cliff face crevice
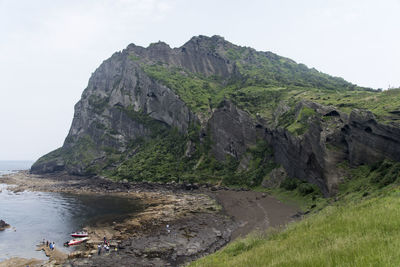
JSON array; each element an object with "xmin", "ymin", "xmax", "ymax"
[
  {"xmin": 31, "ymin": 35, "xmax": 400, "ymax": 195},
  {"xmin": 208, "ymin": 100, "xmax": 400, "ymax": 196},
  {"xmin": 208, "ymin": 100, "xmax": 258, "ymax": 161},
  {"xmin": 345, "ymin": 110, "xmax": 400, "ymax": 166},
  {"xmin": 127, "ymin": 35, "xmax": 236, "ymax": 78},
  {"xmin": 69, "ymin": 49, "xmax": 195, "ymax": 142},
  {"xmin": 32, "ymin": 46, "xmax": 198, "ymax": 175}
]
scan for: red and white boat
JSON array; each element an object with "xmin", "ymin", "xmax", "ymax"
[
  {"xmin": 70, "ymin": 231, "xmax": 88, "ymax": 238},
  {"xmin": 68, "ymin": 237, "xmax": 89, "ymax": 246}
]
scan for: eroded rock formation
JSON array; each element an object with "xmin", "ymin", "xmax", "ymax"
[{"xmin": 31, "ymin": 35, "xmax": 400, "ymax": 196}]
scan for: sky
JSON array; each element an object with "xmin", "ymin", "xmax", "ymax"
[{"xmin": 1, "ymin": 0, "xmax": 399, "ymax": 161}]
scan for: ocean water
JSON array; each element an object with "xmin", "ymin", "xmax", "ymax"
[
  {"xmin": 0, "ymin": 160, "xmax": 34, "ymax": 176},
  {"xmin": 0, "ymin": 161, "xmax": 143, "ymax": 262}
]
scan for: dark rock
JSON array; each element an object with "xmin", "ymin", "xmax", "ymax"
[
  {"xmin": 345, "ymin": 109, "xmax": 400, "ymax": 165},
  {"xmin": 209, "ymin": 100, "xmax": 258, "ymax": 161},
  {"xmin": 183, "ymin": 183, "xmax": 199, "ymax": 191},
  {"xmin": 262, "ymin": 166, "xmax": 287, "ymax": 188},
  {"xmin": 0, "ymin": 219, "xmax": 10, "ymax": 231},
  {"xmin": 67, "ymin": 212, "xmax": 235, "ymax": 267},
  {"xmin": 291, "ymin": 212, "xmax": 304, "ymax": 219}
]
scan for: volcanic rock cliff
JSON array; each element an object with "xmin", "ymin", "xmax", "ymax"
[{"xmin": 31, "ymin": 35, "xmax": 400, "ymax": 196}]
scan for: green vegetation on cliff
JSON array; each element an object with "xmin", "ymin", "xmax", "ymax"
[
  {"xmin": 142, "ymin": 63, "xmax": 224, "ymax": 113},
  {"xmin": 107, "ymin": 114, "xmax": 277, "ymax": 187},
  {"xmin": 139, "ymin": 49, "xmax": 400, "ymax": 126},
  {"xmin": 225, "ymin": 47, "xmax": 354, "ymax": 91},
  {"xmin": 136, "ymin": 39, "xmax": 400, "ymax": 126}
]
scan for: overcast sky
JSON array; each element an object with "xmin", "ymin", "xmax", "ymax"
[{"xmin": 1, "ymin": 0, "xmax": 399, "ymax": 161}]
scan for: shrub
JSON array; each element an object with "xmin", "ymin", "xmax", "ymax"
[
  {"xmin": 298, "ymin": 183, "xmax": 315, "ymax": 196},
  {"xmin": 370, "ymin": 160, "xmax": 400, "ymax": 188},
  {"xmin": 280, "ymin": 177, "xmax": 298, "ymax": 191}
]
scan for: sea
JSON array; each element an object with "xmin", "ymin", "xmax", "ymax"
[
  {"xmin": 0, "ymin": 160, "xmax": 33, "ymax": 176},
  {"xmin": 0, "ymin": 160, "xmax": 142, "ymax": 262}
]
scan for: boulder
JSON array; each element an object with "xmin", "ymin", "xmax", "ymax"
[
  {"xmin": 0, "ymin": 219, "xmax": 10, "ymax": 231},
  {"xmin": 262, "ymin": 167, "xmax": 287, "ymax": 188}
]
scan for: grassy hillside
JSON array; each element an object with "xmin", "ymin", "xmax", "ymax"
[
  {"xmin": 139, "ymin": 53, "xmax": 400, "ymax": 125},
  {"xmin": 189, "ymin": 163, "xmax": 400, "ymax": 267}
]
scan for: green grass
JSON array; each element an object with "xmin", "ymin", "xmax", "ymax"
[
  {"xmin": 224, "ymin": 46, "xmax": 358, "ymax": 92},
  {"xmin": 254, "ymin": 186, "xmax": 326, "ymax": 212},
  {"xmin": 299, "ymin": 88, "xmax": 400, "ymax": 124},
  {"xmin": 190, "ymin": 183, "xmax": 400, "ymax": 267},
  {"xmin": 137, "ymin": 45, "xmax": 400, "ymax": 126},
  {"xmin": 141, "ymin": 63, "xmax": 224, "ymax": 114},
  {"xmin": 139, "ymin": 59, "xmax": 400, "ymax": 126},
  {"xmin": 189, "ymin": 160, "xmax": 400, "ymax": 266}
]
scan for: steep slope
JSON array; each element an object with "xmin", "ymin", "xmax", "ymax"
[
  {"xmin": 31, "ymin": 35, "xmax": 400, "ymax": 196},
  {"xmin": 189, "ymin": 181, "xmax": 400, "ymax": 266}
]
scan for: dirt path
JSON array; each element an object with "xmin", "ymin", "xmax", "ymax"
[{"xmin": 211, "ymin": 190, "xmax": 299, "ymax": 240}]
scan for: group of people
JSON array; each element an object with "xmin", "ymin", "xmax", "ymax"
[
  {"xmin": 97, "ymin": 243, "xmax": 110, "ymax": 255},
  {"xmin": 42, "ymin": 239, "xmax": 55, "ymax": 250},
  {"xmin": 97, "ymin": 236, "xmax": 113, "ymax": 255}
]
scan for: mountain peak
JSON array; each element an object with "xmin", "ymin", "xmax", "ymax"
[
  {"xmin": 148, "ymin": 41, "xmax": 171, "ymax": 50},
  {"xmin": 181, "ymin": 35, "xmax": 234, "ymax": 53}
]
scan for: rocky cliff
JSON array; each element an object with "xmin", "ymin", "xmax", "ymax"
[{"xmin": 31, "ymin": 35, "xmax": 400, "ymax": 196}]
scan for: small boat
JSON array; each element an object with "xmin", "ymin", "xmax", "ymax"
[
  {"xmin": 71, "ymin": 231, "xmax": 88, "ymax": 238},
  {"xmin": 68, "ymin": 237, "xmax": 89, "ymax": 246}
]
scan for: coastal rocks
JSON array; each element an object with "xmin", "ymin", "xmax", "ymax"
[
  {"xmin": 0, "ymin": 219, "xmax": 10, "ymax": 231},
  {"xmin": 69, "ymin": 213, "xmax": 234, "ymax": 267},
  {"xmin": 30, "ymin": 154, "xmax": 65, "ymax": 174},
  {"xmin": 3, "ymin": 171, "xmax": 298, "ymax": 267},
  {"xmin": 36, "ymin": 244, "xmax": 68, "ymax": 265},
  {"xmin": 0, "ymin": 257, "xmax": 44, "ymax": 267}
]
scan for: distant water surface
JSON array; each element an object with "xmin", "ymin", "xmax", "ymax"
[
  {"xmin": 0, "ymin": 161, "xmax": 143, "ymax": 262},
  {"xmin": 0, "ymin": 160, "xmax": 33, "ymax": 176}
]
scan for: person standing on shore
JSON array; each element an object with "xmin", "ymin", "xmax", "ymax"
[
  {"xmin": 52, "ymin": 242, "xmax": 55, "ymax": 250},
  {"xmin": 98, "ymin": 244, "xmax": 102, "ymax": 255}
]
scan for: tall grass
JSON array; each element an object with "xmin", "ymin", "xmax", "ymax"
[{"xmin": 190, "ymin": 186, "xmax": 400, "ymax": 266}]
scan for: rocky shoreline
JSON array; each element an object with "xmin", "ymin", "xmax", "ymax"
[
  {"xmin": 0, "ymin": 171, "xmax": 298, "ymax": 266},
  {"xmin": 0, "ymin": 219, "xmax": 10, "ymax": 231}
]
